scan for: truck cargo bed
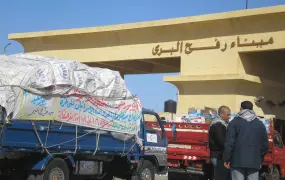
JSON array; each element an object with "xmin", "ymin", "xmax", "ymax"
[{"xmin": 0, "ymin": 120, "xmax": 137, "ymax": 156}]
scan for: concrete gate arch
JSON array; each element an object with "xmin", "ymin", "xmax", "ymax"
[{"xmin": 9, "ymin": 5, "xmax": 285, "ymax": 118}]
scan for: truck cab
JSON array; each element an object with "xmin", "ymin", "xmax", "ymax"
[{"xmin": 142, "ymin": 110, "xmax": 168, "ymax": 177}]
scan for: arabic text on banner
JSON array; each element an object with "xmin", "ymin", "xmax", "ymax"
[{"xmin": 14, "ymin": 90, "xmax": 142, "ymax": 135}]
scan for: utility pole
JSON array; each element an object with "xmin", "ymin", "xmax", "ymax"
[{"xmin": 246, "ymin": 0, "xmax": 248, "ymax": 9}]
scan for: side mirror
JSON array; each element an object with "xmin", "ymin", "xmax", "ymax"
[{"xmin": 172, "ymin": 124, "xmax": 177, "ymax": 139}]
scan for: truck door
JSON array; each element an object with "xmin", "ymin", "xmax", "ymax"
[{"xmin": 143, "ymin": 112, "xmax": 167, "ymax": 167}]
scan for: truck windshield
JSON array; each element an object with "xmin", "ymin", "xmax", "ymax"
[
  {"xmin": 144, "ymin": 114, "xmax": 157, "ymax": 122},
  {"xmin": 144, "ymin": 114, "xmax": 164, "ymax": 130}
]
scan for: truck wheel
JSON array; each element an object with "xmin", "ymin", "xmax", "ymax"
[
  {"xmin": 128, "ymin": 160, "xmax": 155, "ymax": 180},
  {"xmin": 259, "ymin": 167, "xmax": 280, "ymax": 180},
  {"xmin": 29, "ymin": 158, "xmax": 69, "ymax": 180},
  {"xmin": 44, "ymin": 158, "xmax": 69, "ymax": 180},
  {"xmin": 259, "ymin": 171, "xmax": 270, "ymax": 180},
  {"xmin": 272, "ymin": 167, "xmax": 280, "ymax": 180}
]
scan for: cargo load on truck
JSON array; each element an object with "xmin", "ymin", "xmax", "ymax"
[
  {"xmin": 0, "ymin": 54, "xmax": 168, "ymax": 180},
  {"xmin": 162, "ymin": 107, "xmax": 270, "ymax": 132},
  {"xmin": 0, "ymin": 54, "xmax": 142, "ymax": 144},
  {"xmin": 163, "ymin": 107, "xmax": 235, "ymax": 124}
]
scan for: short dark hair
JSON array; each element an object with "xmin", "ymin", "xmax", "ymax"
[
  {"xmin": 241, "ymin": 101, "xmax": 253, "ymax": 110},
  {"xmin": 218, "ymin": 106, "xmax": 230, "ymax": 116}
]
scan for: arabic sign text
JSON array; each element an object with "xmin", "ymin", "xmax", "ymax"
[{"xmin": 152, "ymin": 36, "xmax": 274, "ymax": 56}]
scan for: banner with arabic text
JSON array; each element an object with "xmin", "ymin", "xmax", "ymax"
[{"xmin": 13, "ymin": 89, "xmax": 142, "ymax": 135}]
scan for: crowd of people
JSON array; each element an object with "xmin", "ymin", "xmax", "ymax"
[{"xmin": 209, "ymin": 101, "xmax": 269, "ymax": 180}]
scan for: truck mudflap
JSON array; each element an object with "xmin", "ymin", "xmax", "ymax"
[{"xmin": 168, "ymin": 167, "xmax": 205, "ymax": 176}]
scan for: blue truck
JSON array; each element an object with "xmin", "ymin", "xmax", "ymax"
[{"xmin": 0, "ymin": 107, "xmax": 167, "ymax": 180}]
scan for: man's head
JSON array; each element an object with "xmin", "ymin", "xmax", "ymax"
[
  {"xmin": 240, "ymin": 101, "xmax": 253, "ymax": 111},
  {"xmin": 218, "ymin": 106, "xmax": 231, "ymax": 121}
]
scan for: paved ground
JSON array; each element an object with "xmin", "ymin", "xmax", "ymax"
[
  {"xmin": 155, "ymin": 175, "xmax": 168, "ymax": 180},
  {"xmin": 114, "ymin": 174, "xmax": 201, "ymax": 180},
  {"xmin": 114, "ymin": 174, "xmax": 168, "ymax": 180}
]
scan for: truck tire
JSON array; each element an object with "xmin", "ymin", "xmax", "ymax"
[
  {"xmin": 44, "ymin": 158, "xmax": 69, "ymax": 180},
  {"xmin": 27, "ymin": 158, "xmax": 69, "ymax": 180},
  {"xmin": 259, "ymin": 171, "xmax": 270, "ymax": 180},
  {"xmin": 128, "ymin": 160, "xmax": 155, "ymax": 180},
  {"xmin": 259, "ymin": 167, "xmax": 280, "ymax": 180},
  {"xmin": 272, "ymin": 167, "xmax": 280, "ymax": 180}
]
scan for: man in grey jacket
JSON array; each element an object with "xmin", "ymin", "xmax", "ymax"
[{"xmin": 223, "ymin": 101, "xmax": 269, "ymax": 180}]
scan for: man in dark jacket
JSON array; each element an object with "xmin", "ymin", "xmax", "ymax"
[
  {"xmin": 209, "ymin": 106, "xmax": 231, "ymax": 180},
  {"xmin": 223, "ymin": 101, "xmax": 269, "ymax": 180}
]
